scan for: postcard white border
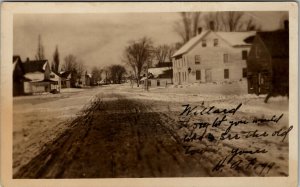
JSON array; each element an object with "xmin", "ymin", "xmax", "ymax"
[{"xmin": 1, "ymin": 2, "xmax": 298, "ymax": 187}]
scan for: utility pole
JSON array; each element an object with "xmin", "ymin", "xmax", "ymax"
[{"xmin": 145, "ymin": 49, "xmax": 155, "ymax": 91}]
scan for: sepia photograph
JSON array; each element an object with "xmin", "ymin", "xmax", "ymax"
[{"xmin": 0, "ymin": 2, "xmax": 298, "ymax": 187}]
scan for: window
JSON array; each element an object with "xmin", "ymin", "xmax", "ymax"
[
  {"xmin": 224, "ymin": 69, "xmax": 229, "ymax": 79},
  {"xmin": 195, "ymin": 55, "xmax": 201, "ymax": 64},
  {"xmin": 196, "ymin": 70, "xmax": 201, "ymax": 80},
  {"xmin": 242, "ymin": 50, "xmax": 248, "ymax": 60},
  {"xmin": 223, "ymin": 54, "xmax": 229, "ymax": 63},
  {"xmin": 202, "ymin": 39, "xmax": 207, "ymax": 47},
  {"xmin": 157, "ymin": 79, "xmax": 160, "ymax": 86},
  {"xmin": 214, "ymin": 39, "xmax": 218, "ymax": 47},
  {"xmin": 242, "ymin": 68, "xmax": 247, "ymax": 78}
]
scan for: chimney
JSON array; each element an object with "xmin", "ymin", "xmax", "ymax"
[
  {"xmin": 26, "ymin": 57, "xmax": 30, "ymax": 62},
  {"xmin": 284, "ymin": 20, "xmax": 289, "ymax": 30},
  {"xmin": 209, "ymin": 21, "xmax": 215, "ymax": 31},
  {"xmin": 197, "ymin": 27, "xmax": 202, "ymax": 35}
]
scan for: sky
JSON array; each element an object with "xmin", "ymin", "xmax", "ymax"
[{"xmin": 13, "ymin": 11, "xmax": 288, "ymax": 71}]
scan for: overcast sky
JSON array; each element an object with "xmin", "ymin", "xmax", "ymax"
[{"xmin": 13, "ymin": 11, "xmax": 288, "ymax": 71}]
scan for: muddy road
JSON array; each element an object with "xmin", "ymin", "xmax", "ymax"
[
  {"xmin": 14, "ymin": 94, "xmax": 211, "ymax": 178},
  {"xmin": 14, "ymin": 92, "xmax": 289, "ymax": 178}
]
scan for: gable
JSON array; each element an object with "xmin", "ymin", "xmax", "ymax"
[
  {"xmin": 172, "ymin": 31, "xmax": 210, "ymax": 57},
  {"xmin": 173, "ymin": 31, "xmax": 256, "ymax": 58},
  {"xmin": 22, "ymin": 60, "xmax": 49, "ymax": 73},
  {"xmin": 215, "ymin": 31, "xmax": 256, "ymax": 47}
]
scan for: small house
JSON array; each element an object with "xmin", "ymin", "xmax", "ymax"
[
  {"xmin": 143, "ymin": 66, "xmax": 173, "ymax": 88},
  {"xmin": 60, "ymin": 71, "xmax": 71, "ymax": 88},
  {"xmin": 21, "ymin": 58, "xmax": 54, "ymax": 94}
]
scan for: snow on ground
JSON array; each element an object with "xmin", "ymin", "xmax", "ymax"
[
  {"xmin": 13, "ymin": 88, "xmax": 99, "ymax": 174},
  {"xmin": 13, "ymin": 83, "xmax": 289, "ymax": 176},
  {"xmin": 114, "ymin": 82, "xmax": 288, "ymax": 115}
]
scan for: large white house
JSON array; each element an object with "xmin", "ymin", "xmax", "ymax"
[{"xmin": 172, "ymin": 30, "xmax": 256, "ymax": 85}]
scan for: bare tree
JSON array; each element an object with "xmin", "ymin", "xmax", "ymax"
[
  {"xmin": 155, "ymin": 45, "xmax": 169, "ymax": 63},
  {"xmin": 35, "ymin": 35, "xmax": 45, "ymax": 60},
  {"xmin": 63, "ymin": 54, "xmax": 86, "ymax": 87},
  {"xmin": 76, "ymin": 60, "xmax": 86, "ymax": 82},
  {"xmin": 51, "ymin": 45, "xmax": 60, "ymax": 74},
  {"xmin": 123, "ymin": 37, "xmax": 154, "ymax": 87},
  {"xmin": 63, "ymin": 54, "xmax": 77, "ymax": 72},
  {"xmin": 224, "ymin": 12, "xmax": 244, "ymax": 31},
  {"xmin": 155, "ymin": 44, "xmax": 176, "ymax": 64},
  {"xmin": 91, "ymin": 67, "xmax": 103, "ymax": 85},
  {"xmin": 203, "ymin": 11, "xmax": 260, "ymax": 32},
  {"xmin": 174, "ymin": 12, "xmax": 201, "ymax": 43},
  {"xmin": 63, "ymin": 54, "xmax": 78, "ymax": 87},
  {"xmin": 244, "ymin": 18, "xmax": 261, "ymax": 31},
  {"xmin": 203, "ymin": 12, "xmax": 224, "ymax": 31},
  {"xmin": 167, "ymin": 44, "xmax": 176, "ymax": 63},
  {"xmin": 108, "ymin": 65, "xmax": 126, "ymax": 84}
]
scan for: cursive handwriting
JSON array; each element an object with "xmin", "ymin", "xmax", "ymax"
[{"xmin": 180, "ymin": 103, "xmax": 242, "ymax": 116}]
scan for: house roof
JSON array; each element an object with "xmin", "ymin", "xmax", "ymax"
[
  {"xmin": 155, "ymin": 62, "xmax": 172, "ymax": 68},
  {"xmin": 148, "ymin": 67, "xmax": 172, "ymax": 79},
  {"xmin": 13, "ymin": 55, "xmax": 22, "ymax": 63},
  {"xmin": 172, "ymin": 31, "xmax": 209, "ymax": 57},
  {"xmin": 257, "ymin": 30, "xmax": 289, "ymax": 58},
  {"xmin": 60, "ymin": 71, "xmax": 71, "ymax": 78},
  {"xmin": 22, "ymin": 60, "xmax": 48, "ymax": 73},
  {"xmin": 86, "ymin": 73, "xmax": 92, "ymax": 78},
  {"xmin": 172, "ymin": 30, "xmax": 256, "ymax": 57},
  {"xmin": 215, "ymin": 31, "xmax": 256, "ymax": 46},
  {"xmin": 50, "ymin": 72, "xmax": 61, "ymax": 81},
  {"xmin": 13, "ymin": 55, "xmax": 22, "ymax": 71}
]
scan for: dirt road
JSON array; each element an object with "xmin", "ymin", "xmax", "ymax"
[{"xmin": 14, "ymin": 94, "xmax": 210, "ymax": 178}]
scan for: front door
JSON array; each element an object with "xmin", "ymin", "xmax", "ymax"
[{"xmin": 205, "ymin": 69, "xmax": 212, "ymax": 82}]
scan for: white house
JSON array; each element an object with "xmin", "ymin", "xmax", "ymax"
[{"xmin": 172, "ymin": 30, "xmax": 256, "ymax": 85}]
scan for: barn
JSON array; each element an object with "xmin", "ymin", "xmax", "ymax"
[{"xmin": 246, "ymin": 28, "xmax": 289, "ymax": 102}]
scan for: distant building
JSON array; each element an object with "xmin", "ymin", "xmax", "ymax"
[
  {"xmin": 85, "ymin": 72, "xmax": 92, "ymax": 86},
  {"xmin": 246, "ymin": 28, "xmax": 289, "ymax": 98},
  {"xmin": 172, "ymin": 30, "xmax": 256, "ymax": 85},
  {"xmin": 60, "ymin": 71, "xmax": 71, "ymax": 88},
  {"xmin": 142, "ymin": 62, "xmax": 173, "ymax": 88},
  {"xmin": 75, "ymin": 71, "xmax": 92, "ymax": 87}
]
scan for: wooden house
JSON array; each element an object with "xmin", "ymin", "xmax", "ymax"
[
  {"xmin": 60, "ymin": 71, "xmax": 71, "ymax": 88},
  {"xmin": 146, "ymin": 66, "xmax": 173, "ymax": 87},
  {"xmin": 172, "ymin": 30, "xmax": 256, "ymax": 85},
  {"xmin": 246, "ymin": 29, "xmax": 289, "ymax": 99},
  {"xmin": 22, "ymin": 59, "xmax": 53, "ymax": 94}
]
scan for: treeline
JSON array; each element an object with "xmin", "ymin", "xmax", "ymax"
[{"xmin": 35, "ymin": 35, "xmax": 128, "ymax": 86}]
